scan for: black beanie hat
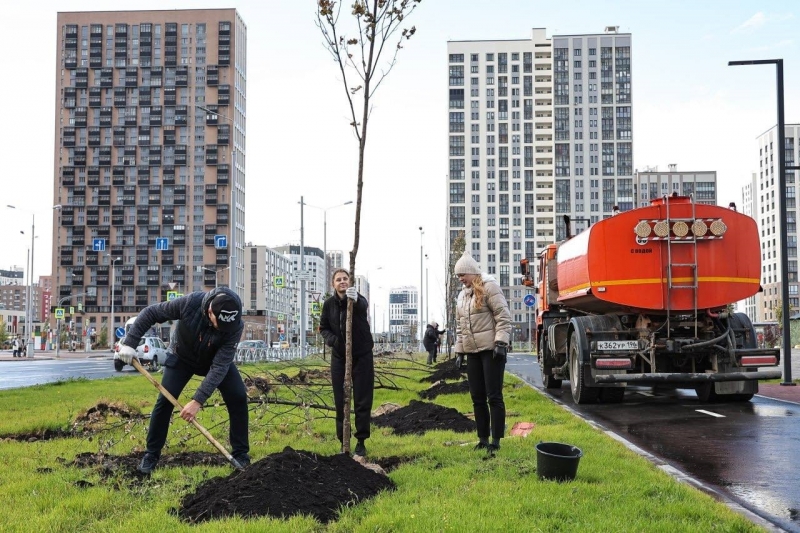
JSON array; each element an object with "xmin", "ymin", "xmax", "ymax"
[{"xmin": 210, "ymin": 293, "xmax": 242, "ymax": 332}]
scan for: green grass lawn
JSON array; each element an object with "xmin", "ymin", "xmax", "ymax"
[{"xmin": 0, "ymin": 355, "xmax": 762, "ymax": 532}]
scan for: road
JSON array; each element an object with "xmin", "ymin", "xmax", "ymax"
[
  {"xmin": 0, "ymin": 357, "xmax": 133, "ymax": 390},
  {"xmin": 507, "ymin": 353, "xmax": 800, "ymax": 533}
]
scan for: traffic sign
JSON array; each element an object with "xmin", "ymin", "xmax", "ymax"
[
  {"xmin": 69, "ymin": 306, "xmax": 75, "ymax": 315},
  {"xmin": 311, "ymin": 302, "xmax": 321, "ymax": 315},
  {"xmin": 277, "ymin": 313, "xmax": 285, "ymax": 321},
  {"xmin": 214, "ymin": 235, "xmax": 227, "ymax": 249},
  {"xmin": 92, "ymin": 238, "xmax": 106, "ymax": 252},
  {"xmin": 115, "ymin": 327, "xmax": 126, "ymax": 338},
  {"xmin": 523, "ymin": 294, "xmax": 536, "ymax": 307},
  {"xmin": 296, "ymin": 270, "xmax": 314, "ymax": 282},
  {"xmin": 156, "ymin": 237, "xmax": 169, "ymax": 251},
  {"xmin": 166, "ymin": 291, "xmax": 178, "ymax": 301},
  {"xmin": 77, "ymin": 303, "xmax": 82, "ymax": 312},
  {"xmin": 55, "ymin": 308, "xmax": 65, "ymax": 319},
  {"xmin": 273, "ymin": 276, "xmax": 285, "ymax": 289},
  {"xmin": 279, "ymin": 334, "xmax": 285, "ymax": 341}
]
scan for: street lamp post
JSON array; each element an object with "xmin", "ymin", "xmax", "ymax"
[
  {"xmin": 8, "ymin": 205, "xmax": 35, "ymax": 357},
  {"xmin": 425, "ymin": 254, "xmax": 429, "ymax": 327},
  {"xmin": 197, "ymin": 260, "xmax": 235, "ymax": 289},
  {"xmin": 419, "ymin": 227, "xmax": 424, "ymax": 348},
  {"xmin": 198, "ymin": 105, "xmax": 239, "ymax": 300},
  {"xmin": 107, "ymin": 254, "xmax": 121, "ymax": 346},
  {"xmin": 729, "ymin": 58, "xmax": 799, "ymax": 387},
  {"xmin": 305, "ymin": 200, "xmax": 353, "ymax": 288}
]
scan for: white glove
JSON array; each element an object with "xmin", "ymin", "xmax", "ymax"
[
  {"xmin": 118, "ymin": 345, "xmax": 137, "ymax": 364},
  {"xmin": 345, "ymin": 287, "xmax": 358, "ymax": 301}
]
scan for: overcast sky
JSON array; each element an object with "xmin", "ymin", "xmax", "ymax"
[{"xmin": 0, "ymin": 0, "xmax": 797, "ymax": 326}]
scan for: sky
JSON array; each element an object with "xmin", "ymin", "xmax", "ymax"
[{"xmin": 0, "ymin": 0, "xmax": 798, "ymax": 327}]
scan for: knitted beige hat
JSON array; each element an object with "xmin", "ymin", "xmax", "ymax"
[{"xmin": 454, "ymin": 252, "xmax": 481, "ymax": 275}]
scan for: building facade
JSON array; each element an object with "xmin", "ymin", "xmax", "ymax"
[
  {"xmin": 755, "ymin": 124, "xmax": 800, "ymax": 322},
  {"xmin": 446, "ymin": 26, "xmax": 632, "ymax": 326},
  {"xmin": 389, "ymin": 286, "xmax": 418, "ymax": 342},
  {"xmin": 243, "ymin": 245, "xmax": 295, "ymax": 344},
  {"xmin": 0, "ymin": 268, "xmax": 24, "ymax": 287},
  {"xmin": 634, "ymin": 166, "xmax": 717, "ymax": 207},
  {"xmin": 273, "ymin": 245, "xmax": 326, "ymax": 336},
  {"xmin": 741, "ymin": 172, "xmax": 761, "ymax": 321},
  {"xmin": 52, "ymin": 9, "xmax": 246, "ymax": 343}
]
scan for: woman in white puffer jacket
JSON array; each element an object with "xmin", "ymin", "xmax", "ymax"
[{"xmin": 453, "ymin": 252, "xmax": 512, "ymax": 455}]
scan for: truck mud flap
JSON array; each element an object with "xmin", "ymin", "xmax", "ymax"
[{"xmin": 591, "ymin": 370, "xmax": 782, "ymax": 384}]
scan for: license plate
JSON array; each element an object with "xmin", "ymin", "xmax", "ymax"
[{"xmin": 597, "ymin": 340, "xmax": 638, "ymax": 351}]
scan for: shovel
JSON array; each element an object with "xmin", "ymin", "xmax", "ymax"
[{"xmin": 130, "ymin": 358, "xmax": 244, "ymax": 471}]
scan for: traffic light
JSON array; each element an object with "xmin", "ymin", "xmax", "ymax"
[{"xmin": 520, "ymin": 258, "xmax": 529, "ymax": 276}]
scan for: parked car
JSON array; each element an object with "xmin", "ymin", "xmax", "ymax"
[
  {"xmin": 114, "ymin": 336, "xmax": 168, "ymax": 372},
  {"xmin": 238, "ymin": 340, "xmax": 267, "ymax": 355}
]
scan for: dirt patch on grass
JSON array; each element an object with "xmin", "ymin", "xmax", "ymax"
[
  {"xmin": 1, "ymin": 428, "xmax": 74, "ymax": 442},
  {"xmin": 419, "ymin": 380, "xmax": 470, "ymax": 400},
  {"xmin": 420, "ymin": 364, "xmax": 466, "ymax": 383},
  {"xmin": 296, "ymin": 368, "xmax": 331, "ymax": 383},
  {"xmin": 373, "ymin": 455, "xmax": 415, "ymax": 473},
  {"xmin": 372, "ymin": 400, "xmax": 475, "ymax": 436},
  {"xmin": 73, "ymin": 401, "xmax": 142, "ymax": 432},
  {"xmin": 177, "ymin": 446, "xmax": 395, "ymax": 524},
  {"xmin": 70, "ymin": 451, "xmax": 230, "ymax": 479}
]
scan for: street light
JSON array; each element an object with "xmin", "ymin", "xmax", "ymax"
[
  {"xmin": 729, "ymin": 58, "xmax": 800, "ymax": 387},
  {"xmin": 196, "ymin": 258, "xmax": 235, "ymax": 289},
  {"xmin": 197, "ymin": 105, "xmax": 240, "ymax": 299},
  {"xmin": 419, "ymin": 226, "xmax": 424, "ymax": 348},
  {"xmin": 425, "ymin": 254, "xmax": 429, "ymax": 327},
  {"xmin": 7, "ymin": 205, "xmax": 35, "ymax": 357},
  {"xmin": 304, "ymin": 200, "xmax": 353, "ymax": 286},
  {"xmin": 107, "ymin": 254, "xmax": 121, "ymax": 345}
]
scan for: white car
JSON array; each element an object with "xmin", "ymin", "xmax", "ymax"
[{"xmin": 114, "ymin": 336, "xmax": 168, "ymax": 372}]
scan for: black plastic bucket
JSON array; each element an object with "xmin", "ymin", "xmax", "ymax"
[{"xmin": 536, "ymin": 442, "xmax": 583, "ymax": 481}]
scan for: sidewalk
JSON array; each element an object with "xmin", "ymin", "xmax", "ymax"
[
  {"xmin": 758, "ymin": 383, "xmax": 800, "ymax": 403},
  {"xmin": 0, "ymin": 349, "xmax": 112, "ymax": 362}
]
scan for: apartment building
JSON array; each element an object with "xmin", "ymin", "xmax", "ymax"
[
  {"xmin": 446, "ymin": 26, "xmax": 632, "ymax": 326},
  {"xmin": 634, "ymin": 166, "xmax": 717, "ymax": 207},
  {"xmin": 755, "ymin": 124, "xmax": 800, "ymax": 321},
  {"xmin": 389, "ymin": 286, "xmax": 418, "ymax": 342},
  {"xmin": 52, "ymin": 9, "xmax": 246, "ymax": 340},
  {"xmin": 0, "ymin": 268, "xmax": 24, "ymax": 287},
  {"xmin": 243, "ymin": 244, "xmax": 296, "ymax": 341},
  {"xmin": 741, "ymin": 172, "xmax": 761, "ymax": 321},
  {"xmin": 273, "ymin": 245, "xmax": 326, "ymax": 335}
]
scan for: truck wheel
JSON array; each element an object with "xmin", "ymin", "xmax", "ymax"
[
  {"xmin": 569, "ymin": 330, "xmax": 599, "ymax": 404},
  {"xmin": 599, "ymin": 387, "xmax": 625, "ymax": 403},
  {"xmin": 539, "ymin": 339, "xmax": 562, "ymax": 389},
  {"xmin": 114, "ymin": 359, "xmax": 125, "ymax": 372}
]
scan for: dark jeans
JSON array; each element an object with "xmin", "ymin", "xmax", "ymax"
[
  {"xmin": 466, "ymin": 349, "xmax": 506, "ymax": 441},
  {"xmin": 331, "ymin": 353, "xmax": 374, "ymax": 442},
  {"xmin": 426, "ymin": 346, "xmax": 438, "ymax": 364},
  {"xmin": 146, "ymin": 357, "xmax": 249, "ymax": 457}
]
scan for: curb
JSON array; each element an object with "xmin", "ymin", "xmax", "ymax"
[{"xmin": 512, "ymin": 371, "xmax": 787, "ymax": 533}]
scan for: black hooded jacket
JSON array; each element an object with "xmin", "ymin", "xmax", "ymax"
[
  {"xmin": 319, "ymin": 292, "xmax": 374, "ymax": 358},
  {"xmin": 123, "ymin": 287, "xmax": 244, "ymax": 404},
  {"xmin": 423, "ymin": 324, "xmax": 446, "ymax": 350}
]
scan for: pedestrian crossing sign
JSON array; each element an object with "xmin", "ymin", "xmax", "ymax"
[
  {"xmin": 55, "ymin": 308, "xmax": 65, "ymax": 319},
  {"xmin": 274, "ymin": 276, "xmax": 285, "ymax": 289},
  {"xmin": 167, "ymin": 291, "xmax": 178, "ymax": 301},
  {"xmin": 69, "ymin": 306, "xmax": 75, "ymax": 315},
  {"xmin": 311, "ymin": 302, "xmax": 321, "ymax": 315}
]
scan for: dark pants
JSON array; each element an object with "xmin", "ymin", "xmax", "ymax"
[
  {"xmin": 426, "ymin": 345, "xmax": 438, "ymax": 364},
  {"xmin": 146, "ymin": 357, "xmax": 249, "ymax": 457},
  {"xmin": 466, "ymin": 349, "xmax": 506, "ymax": 441},
  {"xmin": 331, "ymin": 353, "xmax": 374, "ymax": 442}
]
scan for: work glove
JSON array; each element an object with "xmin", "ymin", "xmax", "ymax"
[
  {"xmin": 493, "ymin": 342, "xmax": 508, "ymax": 363},
  {"xmin": 118, "ymin": 345, "xmax": 137, "ymax": 364},
  {"xmin": 345, "ymin": 287, "xmax": 358, "ymax": 301}
]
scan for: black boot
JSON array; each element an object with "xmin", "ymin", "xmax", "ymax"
[
  {"xmin": 473, "ymin": 438, "xmax": 489, "ymax": 451},
  {"xmin": 487, "ymin": 439, "xmax": 501, "ymax": 456},
  {"xmin": 354, "ymin": 440, "xmax": 367, "ymax": 457},
  {"xmin": 137, "ymin": 452, "xmax": 160, "ymax": 474}
]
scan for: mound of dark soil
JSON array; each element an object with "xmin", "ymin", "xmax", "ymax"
[
  {"xmin": 2, "ymin": 428, "xmax": 73, "ymax": 442},
  {"xmin": 420, "ymin": 364, "xmax": 466, "ymax": 383},
  {"xmin": 419, "ymin": 380, "xmax": 470, "ymax": 400},
  {"xmin": 243, "ymin": 376, "xmax": 272, "ymax": 394},
  {"xmin": 372, "ymin": 400, "xmax": 474, "ymax": 436},
  {"xmin": 71, "ymin": 451, "xmax": 230, "ymax": 479},
  {"xmin": 178, "ymin": 446, "xmax": 395, "ymax": 524}
]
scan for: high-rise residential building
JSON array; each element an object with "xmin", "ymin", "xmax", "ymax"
[
  {"xmin": 389, "ymin": 286, "xmax": 418, "ymax": 342},
  {"xmin": 741, "ymin": 172, "xmax": 761, "ymax": 321},
  {"xmin": 634, "ymin": 166, "xmax": 717, "ymax": 207},
  {"xmin": 243, "ymin": 244, "xmax": 296, "ymax": 344},
  {"xmin": 755, "ymin": 124, "xmax": 800, "ymax": 322},
  {"xmin": 53, "ymin": 9, "xmax": 246, "ymax": 341},
  {"xmin": 273, "ymin": 245, "xmax": 326, "ymax": 336},
  {"xmin": 0, "ymin": 267, "xmax": 24, "ymax": 287},
  {"xmin": 354, "ymin": 274, "xmax": 370, "ymax": 304},
  {"xmin": 446, "ymin": 26, "xmax": 632, "ymax": 326}
]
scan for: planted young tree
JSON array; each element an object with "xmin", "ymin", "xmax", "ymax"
[
  {"xmin": 445, "ymin": 230, "xmax": 466, "ymax": 355},
  {"xmin": 317, "ymin": 0, "xmax": 420, "ymax": 453}
]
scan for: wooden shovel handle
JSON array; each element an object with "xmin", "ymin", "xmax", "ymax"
[{"xmin": 130, "ymin": 358, "xmax": 243, "ymax": 470}]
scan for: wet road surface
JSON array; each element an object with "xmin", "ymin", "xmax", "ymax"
[
  {"xmin": 507, "ymin": 353, "xmax": 800, "ymax": 532},
  {"xmin": 0, "ymin": 357, "xmax": 126, "ymax": 390}
]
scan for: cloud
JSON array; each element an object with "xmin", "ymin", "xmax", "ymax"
[
  {"xmin": 749, "ymin": 39, "xmax": 794, "ymax": 52},
  {"xmin": 732, "ymin": 12, "xmax": 794, "ymax": 33}
]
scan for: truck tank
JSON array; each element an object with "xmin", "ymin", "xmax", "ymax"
[{"xmin": 555, "ymin": 196, "xmax": 760, "ymax": 313}]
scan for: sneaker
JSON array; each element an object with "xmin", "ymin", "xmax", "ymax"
[
  {"xmin": 137, "ymin": 452, "xmax": 160, "ymax": 474},
  {"xmin": 232, "ymin": 453, "xmax": 251, "ymax": 468},
  {"xmin": 354, "ymin": 440, "xmax": 367, "ymax": 457},
  {"xmin": 486, "ymin": 443, "xmax": 500, "ymax": 456},
  {"xmin": 473, "ymin": 441, "xmax": 489, "ymax": 451}
]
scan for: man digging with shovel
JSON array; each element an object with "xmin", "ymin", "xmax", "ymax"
[{"xmin": 117, "ymin": 287, "xmax": 250, "ymax": 474}]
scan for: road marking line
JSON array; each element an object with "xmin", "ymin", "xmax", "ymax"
[
  {"xmin": 695, "ymin": 409, "xmax": 725, "ymax": 418},
  {"xmin": 637, "ymin": 391, "xmax": 653, "ymax": 397}
]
